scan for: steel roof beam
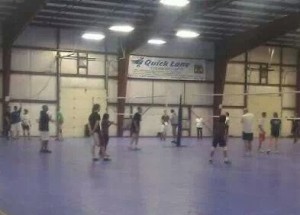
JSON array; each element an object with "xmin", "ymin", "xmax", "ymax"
[
  {"xmin": 218, "ymin": 12, "xmax": 300, "ymax": 60},
  {"xmin": 2, "ymin": 0, "xmax": 46, "ymax": 47}
]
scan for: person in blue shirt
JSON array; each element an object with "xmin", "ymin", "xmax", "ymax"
[{"xmin": 11, "ymin": 104, "xmax": 22, "ymax": 139}]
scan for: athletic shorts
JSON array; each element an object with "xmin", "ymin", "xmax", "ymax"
[
  {"xmin": 40, "ymin": 131, "xmax": 50, "ymax": 141},
  {"xmin": 131, "ymin": 126, "xmax": 140, "ymax": 134},
  {"xmin": 22, "ymin": 124, "xmax": 30, "ymax": 131},
  {"xmin": 92, "ymin": 132, "xmax": 101, "ymax": 146},
  {"xmin": 11, "ymin": 122, "xmax": 21, "ymax": 133},
  {"xmin": 259, "ymin": 132, "xmax": 266, "ymax": 141},
  {"xmin": 103, "ymin": 134, "xmax": 109, "ymax": 148},
  {"xmin": 242, "ymin": 132, "xmax": 253, "ymax": 141},
  {"xmin": 212, "ymin": 137, "xmax": 226, "ymax": 148},
  {"xmin": 271, "ymin": 130, "xmax": 280, "ymax": 138}
]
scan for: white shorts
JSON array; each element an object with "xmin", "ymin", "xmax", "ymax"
[
  {"xmin": 92, "ymin": 132, "xmax": 100, "ymax": 146},
  {"xmin": 11, "ymin": 122, "xmax": 21, "ymax": 133},
  {"xmin": 40, "ymin": 131, "xmax": 50, "ymax": 141}
]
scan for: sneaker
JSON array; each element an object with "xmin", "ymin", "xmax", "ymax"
[
  {"xmin": 224, "ymin": 160, "xmax": 231, "ymax": 164},
  {"xmin": 45, "ymin": 150, "xmax": 52, "ymax": 153},
  {"xmin": 209, "ymin": 159, "xmax": 213, "ymax": 164},
  {"xmin": 103, "ymin": 156, "xmax": 111, "ymax": 161},
  {"xmin": 266, "ymin": 150, "xmax": 271, "ymax": 154},
  {"xmin": 93, "ymin": 158, "xmax": 99, "ymax": 162}
]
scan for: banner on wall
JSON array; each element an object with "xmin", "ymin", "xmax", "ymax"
[{"xmin": 128, "ymin": 55, "xmax": 206, "ymax": 80}]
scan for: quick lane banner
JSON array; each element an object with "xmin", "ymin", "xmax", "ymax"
[{"xmin": 128, "ymin": 55, "xmax": 206, "ymax": 80}]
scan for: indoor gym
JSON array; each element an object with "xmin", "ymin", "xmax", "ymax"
[{"xmin": 0, "ymin": 0, "xmax": 300, "ymax": 215}]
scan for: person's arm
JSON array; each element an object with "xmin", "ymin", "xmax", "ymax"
[
  {"xmin": 18, "ymin": 104, "xmax": 22, "ymax": 113},
  {"xmin": 88, "ymin": 122, "xmax": 92, "ymax": 134},
  {"xmin": 109, "ymin": 121, "xmax": 117, "ymax": 126}
]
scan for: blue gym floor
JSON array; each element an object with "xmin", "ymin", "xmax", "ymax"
[{"xmin": 0, "ymin": 137, "xmax": 300, "ymax": 215}]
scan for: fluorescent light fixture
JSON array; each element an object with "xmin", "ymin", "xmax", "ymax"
[
  {"xmin": 82, "ymin": 32, "xmax": 105, "ymax": 41},
  {"xmin": 109, "ymin": 25, "xmax": 135, "ymax": 33},
  {"xmin": 148, "ymin": 39, "xmax": 166, "ymax": 45},
  {"xmin": 160, "ymin": 0, "xmax": 190, "ymax": 7},
  {"xmin": 176, "ymin": 30, "xmax": 199, "ymax": 38}
]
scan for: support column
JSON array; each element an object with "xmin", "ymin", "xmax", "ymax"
[
  {"xmin": 296, "ymin": 49, "xmax": 300, "ymax": 116},
  {"xmin": 55, "ymin": 28, "xmax": 61, "ymax": 137},
  {"xmin": 244, "ymin": 52, "xmax": 248, "ymax": 108},
  {"xmin": 213, "ymin": 52, "xmax": 228, "ymax": 132},
  {"xmin": 2, "ymin": 45, "xmax": 12, "ymax": 133},
  {"xmin": 213, "ymin": 56, "xmax": 228, "ymax": 117},
  {"xmin": 117, "ymin": 52, "xmax": 130, "ymax": 137}
]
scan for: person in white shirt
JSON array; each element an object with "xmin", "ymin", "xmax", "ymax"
[
  {"xmin": 258, "ymin": 112, "xmax": 267, "ymax": 152},
  {"xmin": 160, "ymin": 110, "xmax": 170, "ymax": 141},
  {"xmin": 241, "ymin": 109, "xmax": 255, "ymax": 155},
  {"xmin": 22, "ymin": 109, "xmax": 31, "ymax": 138},
  {"xmin": 195, "ymin": 117, "xmax": 204, "ymax": 139}
]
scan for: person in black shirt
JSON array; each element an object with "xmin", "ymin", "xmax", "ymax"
[
  {"xmin": 101, "ymin": 113, "xmax": 116, "ymax": 160},
  {"xmin": 88, "ymin": 104, "xmax": 102, "ymax": 161},
  {"xmin": 3, "ymin": 105, "xmax": 11, "ymax": 140},
  {"xmin": 130, "ymin": 107, "xmax": 142, "ymax": 150},
  {"xmin": 209, "ymin": 115, "xmax": 230, "ymax": 164},
  {"xmin": 268, "ymin": 112, "xmax": 281, "ymax": 154},
  {"xmin": 39, "ymin": 105, "xmax": 54, "ymax": 153}
]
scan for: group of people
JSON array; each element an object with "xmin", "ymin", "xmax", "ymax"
[
  {"xmin": 3, "ymin": 104, "xmax": 64, "ymax": 153},
  {"xmin": 160, "ymin": 109, "xmax": 179, "ymax": 142},
  {"xmin": 4, "ymin": 104, "xmax": 31, "ymax": 140},
  {"xmin": 210, "ymin": 109, "xmax": 284, "ymax": 164},
  {"xmin": 88, "ymin": 104, "xmax": 148, "ymax": 161}
]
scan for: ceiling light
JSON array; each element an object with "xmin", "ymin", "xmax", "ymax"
[
  {"xmin": 109, "ymin": 25, "xmax": 135, "ymax": 33},
  {"xmin": 82, "ymin": 32, "xmax": 105, "ymax": 41},
  {"xmin": 160, "ymin": 0, "xmax": 190, "ymax": 7},
  {"xmin": 176, "ymin": 30, "xmax": 199, "ymax": 38},
  {"xmin": 148, "ymin": 39, "xmax": 167, "ymax": 45}
]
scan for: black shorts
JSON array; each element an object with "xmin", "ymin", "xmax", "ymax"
[
  {"xmin": 22, "ymin": 124, "xmax": 30, "ymax": 130},
  {"xmin": 212, "ymin": 137, "xmax": 226, "ymax": 148},
  {"xmin": 131, "ymin": 126, "xmax": 140, "ymax": 134},
  {"xmin": 103, "ymin": 134, "xmax": 109, "ymax": 146},
  {"xmin": 271, "ymin": 130, "xmax": 280, "ymax": 138},
  {"xmin": 242, "ymin": 132, "xmax": 253, "ymax": 141}
]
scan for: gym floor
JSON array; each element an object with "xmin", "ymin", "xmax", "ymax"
[{"xmin": 0, "ymin": 137, "xmax": 300, "ymax": 215}]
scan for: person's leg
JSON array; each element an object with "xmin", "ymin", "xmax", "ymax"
[
  {"xmin": 244, "ymin": 141, "xmax": 248, "ymax": 154},
  {"xmin": 16, "ymin": 123, "xmax": 20, "ymax": 139},
  {"xmin": 223, "ymin": 146, "xmax": 229, "ymax": 163},
  {"xmin": 248, "ymin": 140, "xmax": 252, "ymax": 153},
  {"xmin": 135, "ymin": 132, "xmax": 140, "ymax": 148},
  {"xmin": 200, "ymin": 128, "xmax": 203, "ymax": 139},
  {"xmin": 22, "ymin": 125, "xmax": 25, "ymax": 137},
  {"xmin": 28, "ymin": 128, "xmax": 31, "ymax": 139},
  {"xmin": 11, "ymin": 124, "xmax": 15, "ymax": 139},
  {"xmin": 209, "ymin": 147, "xmax": 216, "ymax": 163},
  {"xmin": 172, "ymin": 125, "xmax": 176, "ymax": 140},
  {"xmin": 92, "ymin": 133, "xmax": 100, "ymax": 160},
  {"xmin": 258, "ymin": 133, "xmax": 262, "ymax": 151},
  {"xmin": 130, "ymin": 132, "xmax": 138, "ymax": 149},
  {"xmin": 197, "ymin": 128, "xmax": 200, "ymax": 139},
  {"xmin": 274, "ymin": 137, "xmax": 279, "ymax": 152},
  {"xmin": 268, "ymin": 137, "xmax": 273, "ymax": 154}
]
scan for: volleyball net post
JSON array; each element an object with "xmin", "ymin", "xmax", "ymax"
[{"xmin": 176, "ymin": 94, "xmax": 183, "ymax": 147}]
